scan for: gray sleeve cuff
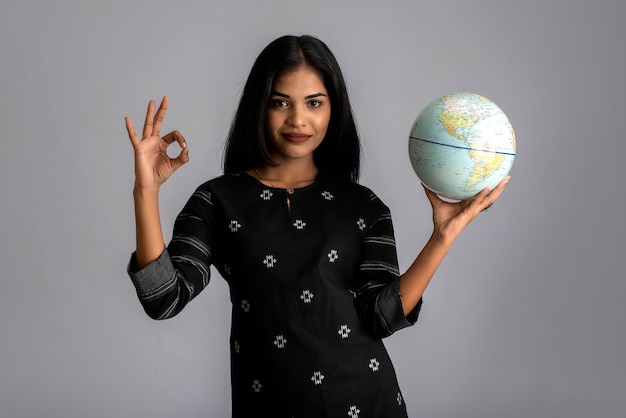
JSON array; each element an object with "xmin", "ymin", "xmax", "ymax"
[{"xmin": 127, "ymin": 249, "xmax": 177, "ymax": 300}]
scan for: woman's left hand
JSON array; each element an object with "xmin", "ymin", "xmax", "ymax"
[{"xmin": 423, "ymin": 175, "xmax": 510, "ymax": 244}]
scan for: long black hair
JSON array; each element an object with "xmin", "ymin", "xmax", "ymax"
[{"xmin": 222, "ymin": 35, "xmax": 361, "ymax": 182}]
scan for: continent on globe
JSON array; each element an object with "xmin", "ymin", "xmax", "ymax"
[{"xmin": 408, "ymin": 92, "xmax": 516, "ymax": 200}]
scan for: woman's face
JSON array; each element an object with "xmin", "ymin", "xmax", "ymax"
[{"xmin": 265, "ymin": 66, "xmax": 331, "ymax": 165}]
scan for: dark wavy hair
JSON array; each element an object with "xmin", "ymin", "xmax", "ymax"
[{"xmin": 222, "ymin": 35, "xmax": 361, "ymax": 182}]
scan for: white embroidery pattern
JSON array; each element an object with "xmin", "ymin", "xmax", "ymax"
[
  {"xmin": 234, "ymin": 341, "xmax": 240, "ymax": 353},
  {"xmin": 338, "ymin": 324, "xmax": 351, "ymax": 339},
  {"xmin": 397, "ymin": 392, "xmax": 403, "ymax": 405},
  {"xmin": 260, "ymin": 189, "xmax": 273, "ymax": 200},
  {"xmin": 241, "ymin": 300, "xmax": 251, "ymax": 312},
  {"xmin": 311, "ymin": 371, "xmax": 325, "ymax": 385},
  {"xmin": 228, "ymin": 220, "xmax": 241, "ymax": 232},
  {"xmin": 321, "ymin": 191, "xmax": 334, "ymax": 200},
  {"xmin": 274, "ymin": 335, "xmax": 287, "ymax": 349},
  {"xmin": 300, "ymin": 290, "xmax": 314, "ymax": 303},
  {"xmin": 357, "ymin": 218, "xmax": 366, "ymax": 230},
  {"xmin": 348, "ymin": 405, "xmax": 361, "ymax": 418},
  {"xmin": 369, "ymin": 358, "xmax": 380, "ymax": 372},
  {"xmin": 263, "ymin": 255, "xmax": 277, "ymax": 268},
  {"xmin": 252, "ymin": 380, "xmax": 262, "ymax": 393},
  {"xmin": 328, "ymin": 249, "xmax": 339, "ymax": 262},
  {"xmin": 293, "ymin": 219, "xmax": 306, "ymax": 230}
]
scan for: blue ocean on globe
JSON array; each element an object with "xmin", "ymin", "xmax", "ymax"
[{"xmin": 408, "ymin": 92, "xmax": 516, "ymax": 200}]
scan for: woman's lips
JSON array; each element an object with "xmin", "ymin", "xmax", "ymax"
[{"xmin": 282, "ymin": 133, "xmax": 311, "ymax": 143}]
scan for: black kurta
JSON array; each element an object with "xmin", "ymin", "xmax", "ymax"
[{"xmin": 128, "ymin": 173, "xmax": 422, "ymax": 417}]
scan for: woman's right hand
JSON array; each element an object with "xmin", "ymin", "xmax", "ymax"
[{"xmin": 125, "ymin": 96, "xmax": 189, "ymax": 191}]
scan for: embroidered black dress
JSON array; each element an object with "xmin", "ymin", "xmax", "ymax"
[{"xmin": 128, "ymin": 173, "xmax": 422, "ymax": 418}]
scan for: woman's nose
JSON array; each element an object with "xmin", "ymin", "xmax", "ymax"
[{"xmin": 286, "ymin": 106, "xmax": 305, "ymax": 127}]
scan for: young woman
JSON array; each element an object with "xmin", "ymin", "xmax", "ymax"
[{"xmin": 125, "ymin": 35, "xmax": 509, "ymax": 417}]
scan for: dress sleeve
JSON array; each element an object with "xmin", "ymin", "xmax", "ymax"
[
  {"xmin": 127, "ymin": 185, "xmax": 216, "ymax": 320},
  {"xmin": 353, "ymin": 195, "xmax": 422, "ymax": 338}
]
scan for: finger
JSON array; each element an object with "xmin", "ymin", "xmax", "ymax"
[
  {"xmin": 485, "ymin": 176, "xmax": 510, "ymax": 202},
  {"xmin": 170, "ymin": 147, "xmax": 190, "ymax": 172},
  {"xmin": 142, "ymin": 100, "xmax": 155, "ymax": 139},
  {"xmin": 458, "ymin": 187, "xmax": 491, "ymax": 215},
  {"xmin": 125, "ymin": 116, "xmax": 140, "ymax": 147},
  {"xmin": 477, "ymin": 176, "xmax": 510, "ymax": 210},
  {"xmin": 476, "ymin": 186, "xmax": 492, "ymax": 202},
  {"xmin": 162, "ymin": 130, "xmax": 188, "ymax": 149},
  {"xmin": 153, "ymin": 96, "xmax": 169, "ymax": 137}
]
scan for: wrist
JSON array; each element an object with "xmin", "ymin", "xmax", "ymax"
[
  {"xmin": 133, "ymin": 184, "xmax": 160, "ymax": 200},
  {"xmin": 429, "ymin": 229, "xmax": 454, "ymax": 251}
]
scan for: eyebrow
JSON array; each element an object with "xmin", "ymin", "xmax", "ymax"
[{"xmin": 271, "ymin": 91, "xmax": 328, "ymax": 100}]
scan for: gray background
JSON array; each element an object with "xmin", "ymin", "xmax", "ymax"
[{"xmin": 1, "ymin": 0, "xmax": 624, "ymax": 417}]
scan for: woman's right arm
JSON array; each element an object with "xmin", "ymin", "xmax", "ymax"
[{"xmin": 125, "ymin": 96, "xmax": 189, "ymax": 269}]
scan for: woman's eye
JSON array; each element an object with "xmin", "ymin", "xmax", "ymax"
[
  {"xmin": 309, "ymin": 100, "xmax": 322, "ymax": 108},
  {"xmin": 272, "ymin": 99, "xmax": 288, "ymax": 108}
]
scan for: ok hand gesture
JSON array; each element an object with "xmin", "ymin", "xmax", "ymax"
[{"xmin": 125, "ymin": 96, "xmax": 189, "ymax": 191}]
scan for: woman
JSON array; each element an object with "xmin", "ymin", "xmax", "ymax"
[{"xmin": 125, "ymin": 35, "xmax": 509, "ymax": 417}]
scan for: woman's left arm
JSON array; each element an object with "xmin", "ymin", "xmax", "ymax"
[{"xmin": 399, "ymin": 176, "xmax": 511, "ymax": 315}]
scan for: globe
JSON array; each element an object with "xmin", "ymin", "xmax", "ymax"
[{"xmin": 408, "ymin": 92, "xmax": 516, "ymax": 200}]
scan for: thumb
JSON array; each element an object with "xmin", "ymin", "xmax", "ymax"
[
  {"xmin": 422, "ymin": 184, "xmax": 440, "ymax": 207},
  {"xmin": 170, "ymin": 147, "xmax": 190, "ymax": 172}
]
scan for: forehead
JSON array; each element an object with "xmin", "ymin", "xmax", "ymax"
[{"xmin": 272, "ymin": 66, "xmax": 327, "ymax": 94}]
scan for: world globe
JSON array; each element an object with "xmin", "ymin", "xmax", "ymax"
[{"xmin": 408, "ymin": 92, "xmax": 516, "ymax": 200}]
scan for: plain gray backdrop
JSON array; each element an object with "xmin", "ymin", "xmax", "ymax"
[{"xmin": 1, "ymin": 0, "xmax": 624, "ymax": 417}]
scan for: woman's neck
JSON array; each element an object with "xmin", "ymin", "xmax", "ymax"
[{"xmin": 250, "ymin": 160, "xmax": 319, "ymax": 190}]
